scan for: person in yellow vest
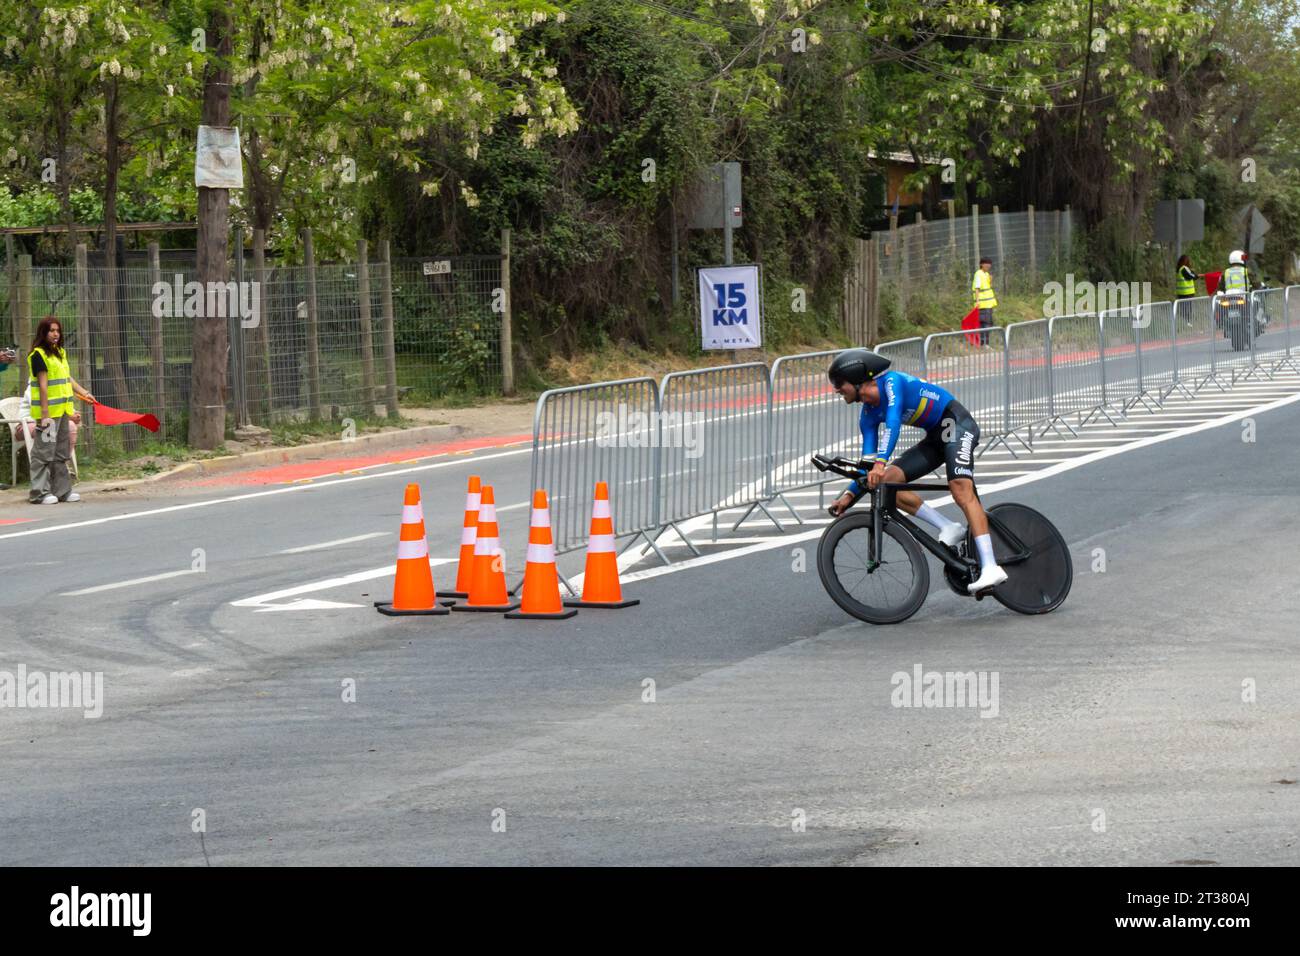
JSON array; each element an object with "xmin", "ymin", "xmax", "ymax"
[
  {"xmin": 972, "ymin": 257, "xmax": 997, "ymax": 345},
  {"xmin": 1175, "ymin": 255, "xmax": 1199, "ymax": 299},
  {"xmin": 1175, "ymin": 254, "xmax": 1199, "ymax": 326},
  {"xmin": 26, "ymin": 316, "xmax": 94, "ymax": 504},
  {"xmin": 1221, "ymin": 250, "xmax": 1251, "ymax": 294}
]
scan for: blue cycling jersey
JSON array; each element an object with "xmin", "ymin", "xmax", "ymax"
[{"xmin": 846, "ymin": 370, "xmax": 956, "ymax": 494}]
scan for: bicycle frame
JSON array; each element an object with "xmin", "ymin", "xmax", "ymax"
[{"xmin": 811, "ymin": 455, "xmax": 1033, "ymax": 581}]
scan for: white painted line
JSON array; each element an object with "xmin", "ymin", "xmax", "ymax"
[
  {"xmin": 279, "ymin": 532, "xmax": 389, "ymax": 554},
  {"xmin": 62, "ymin": 568, "xmax": 199, "ymax": 596},
  {"xmin": 232, "ymin": 557, "xmax": 458, "ymax": 611},
  {"xmin": 494, "ymin": 501, "xmax": 534, "ymax": 513},
  {"xmin": 0, "ymin": 445, "xmax": 533, "ymax": 543}
]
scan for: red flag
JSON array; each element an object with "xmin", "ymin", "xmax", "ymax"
[
  {"xmin": 91, "ymin": 400, "xmax": 160, "ymax": 432},
  {"xmin": 961, "ymin": 307, "xmax": 981, "ymax": 347}
]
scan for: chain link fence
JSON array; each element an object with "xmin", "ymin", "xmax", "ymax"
[
  {"xmin": 2, "ymin": 244, "xmax": 507, "ymax": 466},
  {"xmin": 847, "ymin": 206, "xmax": 1078, "ymax": 341}
]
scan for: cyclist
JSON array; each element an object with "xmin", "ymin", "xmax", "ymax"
[{"xmin": 826, "ymin": 349, "xmax": 1007, "ymax": 593}]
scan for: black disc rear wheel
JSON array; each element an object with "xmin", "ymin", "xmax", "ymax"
[
  {"xmin": 983, "ymin": 503, "xmax": 1072, "ymax": 614},
  {"xmin": 817, "ymin": 512, "xmax": 929, "ymax": 625}
]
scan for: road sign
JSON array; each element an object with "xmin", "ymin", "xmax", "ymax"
[
  {"xmin": 1235, "ymin": 205, "xmax": 1270, "ymax": 254},
  {"xmin": 1153, "ymin": 199, "xmax": 1204, "ymax": 246},
  {"xmin": 698, "ymin": 264, "xmax": 762, "ymax": 350},
  {"xmin": 686, "ymin": 163, "xmax": 742, "ymax": 230}
]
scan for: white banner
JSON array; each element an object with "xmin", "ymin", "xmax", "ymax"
[
  {"xmin": 698, "ymin": 264, "xmax": 762, "ymax": 350},
  {"xmin": 195, "ymin": 126, "xmax": 244, "ymax": 189}
]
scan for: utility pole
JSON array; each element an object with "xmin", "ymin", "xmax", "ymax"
[{"xmin": 189, "ymin": 6, "xmax": 234, "ymax": 449}]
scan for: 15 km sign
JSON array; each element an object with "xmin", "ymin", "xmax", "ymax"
[{"xmin": 698, "ymin": 264, "xmax": 763, "ymax": 350}]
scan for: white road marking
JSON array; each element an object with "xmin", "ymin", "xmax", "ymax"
[
  {"xmin": 62, "ymin": 568, "xmax": 200, "ymax": 596},
  {"xmin": 279, "ymin": 532, "xmax": 389, "ymax": 554},
  {"xmin": 0, "ymin": 445, "xmax": 532, "ymax": 543},
  {"xmin": 232, "ymin": 557, "xmax": 457, "ymax": 611}
]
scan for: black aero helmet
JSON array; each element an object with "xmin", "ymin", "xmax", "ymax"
[{"xmin": 828, "ymin": 348, "xmax": 890, "ymax": 387}]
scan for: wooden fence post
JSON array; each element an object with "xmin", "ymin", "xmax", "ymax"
[
  {"xmin": 379, "ymin": 239, "xmax": 399, "ymax": 419},
  {"xmin": 500, "ymin": 228, "xmax": 514, "ymax": 396},
  {"xmin": 1027, "ymin": 204, "xmax": 1037, "ymax": 284},
  {"xmin": 73, "ymin": 245, "xmax": 93, "ymax": 457},
  {"xmin": 301, "ymin": 227, "xmax": 322, "ymax": 419},
  {"xmin": 252, "ymin": 228, "xmax": 271, "ymax": 421},
  {"xmin": 148, "ymin": 242, "xmax": 164, "ymax": 438},
  {"xmin": 866, "ymin": 237, "xmax": 880, "ymax": 344},
  {"xmin": 993, "ymin": 205, "xmax": 1006, "ymax": 295},
  {"xmin": 356, "ymin": 239, "xmax": 377, "ymax": 412}
]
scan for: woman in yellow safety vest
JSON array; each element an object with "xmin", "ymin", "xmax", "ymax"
[
  {"xmin": 1175, "ymin": 255, "xmax": 1198, "ymax": 299},
  {"xmin": 972, "ymin": 257, "xmax": 997, "ymax": 345},
  {"xmin": 26, "ymin": 316, "xmax": 94, "ymax": 504}
]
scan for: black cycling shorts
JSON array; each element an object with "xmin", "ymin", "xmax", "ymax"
[{"xmin": 892, "ymin": 400, "xmax": 980, "ymax": 484}]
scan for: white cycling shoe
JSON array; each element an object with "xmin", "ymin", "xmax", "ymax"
[
  {"xmin": 967, "ymin": 564, "xmax": 1008, "ymax": 594},
  {"xmin": 938, "ymin": 523, "xmax": 966, "ymax": 548}
]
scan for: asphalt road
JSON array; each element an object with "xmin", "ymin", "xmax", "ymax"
[{"xmin": 1, "ymin": 375, "xmax": 1298, "ymax": 865}]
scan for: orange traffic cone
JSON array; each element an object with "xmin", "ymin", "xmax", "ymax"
[
  {"xmin": 439, "ymin": 474, "xmax": 480, "ymax": 599},
  {"xmin": 451, "ymin": 484, "xmax": 519, "ymax": 612},
  {"xmin": 565, "ymin": 481, "xmax": 640, "ymax": 609},
  {"xmin": 377, "ymin": 483, "xmax": 451, "ymax": 616},
  {"xmin": 506, "ymin": 490, "xmax": 577, "ymax": 620}
]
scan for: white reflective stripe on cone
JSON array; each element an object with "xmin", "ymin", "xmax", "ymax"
[
  {"xmin": 396, "ymin": 538, "xmax": 429, "ymax": 560},
  {"xmin": 592, "ymin": 499, "xmax": 611, "ymax": 519},
  {"xmin": 402, "ymin": 504, "xmax": 423, "ymax": 524},
  {"xmin": 526, "ymin": 542, "xmax": 556, "ymax": 564},
  {"xmin": 530, "ymin": 509, "xmax": 552, "ymax": 528},
  {"xmin": 474, "ymin": 536, "xmax": 501, "ymax": 555},
  {"xmin": 465, "ymin": 493, "xmax": 480, "ymax": 510},
  {"xmin": 460, "ymin": 525, "xmax": 477, "ymax": 545},
  {"xmin": 479, "ymin": 504, "xmax": 498, "ymax": 523},
  {"xmin": 587, "ymin": 533, "xmax": 615, "ymax": 553}
]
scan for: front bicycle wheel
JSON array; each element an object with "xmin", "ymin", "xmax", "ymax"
[
  {"xmin": 817, "ymin": 512, "xmax": 929, "ymax": 624},
  {"xmin": 984, "ymin": 503, "xmax": 1072, "ymax": 614}
]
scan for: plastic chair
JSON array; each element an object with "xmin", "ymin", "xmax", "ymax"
[
  {"xmin": 0, "ymin": 395, "xmax": 78, "ymax": 484},
  {"xmin": 1, "ymin": 396, "xmax": 23, "ymax": 486}
]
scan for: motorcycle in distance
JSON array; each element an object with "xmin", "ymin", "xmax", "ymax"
[{"xmin": 1215, "ymin": 288, "xmax": 1269, "ymax": 352}]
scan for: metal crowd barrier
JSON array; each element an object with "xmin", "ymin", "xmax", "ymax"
[
  {"xmin": 874, "ymin": 336, "xmax": 926, "ymax": 378},
  {"xmin": 1140, "ymin": 301, "xmax": 1179, "ymax": 401},
  {"xmin": 656, "ymin": 363, "xmax": 778, "ymax": 551},
  {"xmin": 1174, "ymin": 296, "xmax": 1224, "ymax": 392},
  {"xmin": 1005, "ymin": 319, "xmax": 1053, "ymax": 443},
  {"xmin": 1046, "ymin": 313, "xmax": 1110, "ymax": 425},
  {"xmin": 529, "ymin": 284, "xmax": 1300, "ymax": 564},
  {"xmin": 1281, "ymin": 287, "xmax": 1300, "ymax": 374},
  {"xmin": 530, "ymin": 377, "xmax": 662, "ymax": 558},
  {"xmin": 924, "ymin": 326, "xmax": 1016, "ymax": 455},
  {"xmin": 768, "ymin": 349, "xmax": 859, "ymax": 506}
]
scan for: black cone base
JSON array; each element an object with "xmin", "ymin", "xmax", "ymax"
[
  {"xmin": 376, "ymin": 603, "xmax": 451, "ymax": 616},
  {"xmin": 437, "ymin": 590, "xmax": 468, "ymax": 599},
  {"xmin": 504, "ymin": 608, "xmax": 578, "ymax": 620},
  {"xmin": 451, "ymin": 601, "xmax": 520, "ymax": 613},
  {"xmin": 563, "ymin": 598, "xmax": 640, "ymax": 609},
  {"xmin": 375, "ymin": 599, "xmax": 457, "ymax": 608}
]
